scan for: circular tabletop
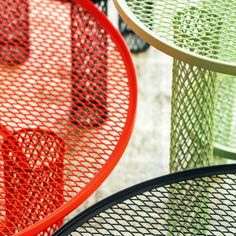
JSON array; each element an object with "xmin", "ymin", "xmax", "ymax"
[
  {"xmin": 53, "ymin": 164, "xmax": 236, "ymax": 235},
  {"xmin": 113, "ymin": 0, "xmax": 236, "ymax": 75},
  {"xmin": 0, "ymin": 0, "xmax": 137, "ymax": 235}
]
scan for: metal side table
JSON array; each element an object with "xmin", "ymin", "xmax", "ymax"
[
  {"xmin": 114, "ymin": 0, "xmax": 236, "ymax": 172},
  {"xmin": 53, "ymin": 164, "xmax": 236, "ymax": 235},
  {"xmin": 0, "ymin": 0, "xmax": 137, "ymax": 235}
]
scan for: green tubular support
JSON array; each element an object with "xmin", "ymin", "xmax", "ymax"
[
  {"xmin": 214, "ymin": 76, "xmax": 236, "ymax": 160},
  {"xmin": 170, "ymin": 7, "xmax": 222, "ymax": 235},
  {"xmin": 170, "ymin": 6, "xmax": 222, "ymax": 172},
  {"xmin": 170, "ymin": 61, "xmax": 217, "ymax": 171}
]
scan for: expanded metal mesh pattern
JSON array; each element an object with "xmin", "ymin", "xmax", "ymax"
[
  {"xmin": 125, "ymin": 0, "xmax": 236, "ymax": 65},
  {"xmin": 53, "ymin": 165, "xmax": 236, "ymax": 235},
  {"xmin": 92, "ymin": 0, "xmax": 150, "ymax": 54},
  {"xmin": 170, "ymin": 6, "xmax": 221, "ymax": 172},
  {"xmin": 170, "ymin": 61, "xmax": 216, "ymax": 171},
  {"xmin": 214, "ymin": 76, "xmax": 236, "ymax": 158},
  {"xmin": 0, "ymin": 0, "xmax": 136, "ymax": 235},
  {"xmin": 119, "ymin": 16, "xmax": 150, "ymax": 54}
]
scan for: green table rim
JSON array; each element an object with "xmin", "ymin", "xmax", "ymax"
[{"xmin": 113, "ymin": 0, "xmax": 236, "ymax": 75}]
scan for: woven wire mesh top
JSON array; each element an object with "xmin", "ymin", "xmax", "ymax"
[
  {"xmin": 0, "ymin": 0, "xmax": 136, "ymax": 235},
  {"xmin": 115, "ymin": 0, "xmax": 236, "ymax": 73},
  {"xmin": 53, "ymin": 165, "xmax": 236, "ymax": 236}
]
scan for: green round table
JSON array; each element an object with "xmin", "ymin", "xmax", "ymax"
[{"xmin": 114, "ymin": 0, "xmax": 236, "ymax": 171}]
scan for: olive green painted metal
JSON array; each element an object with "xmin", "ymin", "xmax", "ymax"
[
  {"xmin": 170, "ymin": 61, "xmax": 217, "ymax": 171},
  {"xmin": 114, "ymin": 0, "xmax": 236, "ymax": 168},
  {"xmin": 119, "ymin": 16, "xmax": 150, "ymax": 54},
  {"xmin": 170, "ymin": 6, "xmax": 221, "ymax": 172},
  {"xmin": 113, "ymin": 0, "xmax": 236, "ymax": 75},
  {"xmin": 214, "ymin": 76, "xmax": 236, "ymax": 160}
]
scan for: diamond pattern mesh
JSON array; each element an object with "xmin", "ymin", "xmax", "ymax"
[
  {"xmin": 0, "ymin": 0, "xmax": 136, "ymax": 235},
  {"xmin": 170, "ymin": 6, "xmax": 221, "ymax": 172},
  {"xmin": 93, "ymin": 0, "xmax": 150, "ymax": 54},
  {"xmin": 170, "ymin": 61, "xmax": 217, "ymax": 171},
  {"xmin": 122, "ymin": 0, "xmax": 236, "ymax": 162},
  {"xmin": 125, "ymin": 0, "xmax": 236, "ymax": 65},
  {"xmin": 214, "ymin": 76, "xmax": 236, "ymax": 158},
  {"xmin": 53, "ymin": 166, "xmax": 236, "ymax": 235},
  {"xmin": 118, "ymin": 16, "xmax": 150, "ymax": 54}
]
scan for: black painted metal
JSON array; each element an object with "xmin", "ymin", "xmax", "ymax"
[
  {"xmin": 53, "ymin": 164, "xmax": 236, "ymax": 235},
  {"xmin": 92, "ymin": 0, "xmax": 108, "ymax": 14},
  {"xmin": 119, "ymin": 16, "xmax": 150, "ymax": 54}
]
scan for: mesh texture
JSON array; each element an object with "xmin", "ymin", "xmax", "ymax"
[
  {"xmin": 0, "ymin": 0, "xmax": 136, "ymax": 235},
  {"xmin": 124, "ymin": 0, "xmax": 236, "ymax": 162},
  {"xmin": 93, "ymin": 0, "xmax": 150, "ymax": 54},
  {"xmin": 118, "ymin": 16, "xmax": 150, "ymax": 54},
  {"xmin": 53, "ymin": 166, "xmax": 236, "ymax": 235},
  {"xmin": 170, "ymin": 61, "xmax": 216, "ymax": 171},
  {"xmin": 126, "ymin": 0, "xmax": 236, "ymax": 64},
  {"xmin": 214, "ymin": 76, "xmax": 236, "ymax": 157},
  {"xmin": 170, "ymin": 6, "xmax": 221, "ymax": 171}
]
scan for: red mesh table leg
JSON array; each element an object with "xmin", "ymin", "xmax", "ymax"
[
  {"xmin": 70, "ymin": 1, "xmax": 108, "ymax": 127},
  {"xmin": 0, "ymin": 0, "xmax": 137, "ymax": 234},
  {"xmin": 2, "ymin": 128, "xmax": 65, "ymax": 235},
  {"xmin": 0, "ymin": 0, "xmax": 29, "ymax": 66}
]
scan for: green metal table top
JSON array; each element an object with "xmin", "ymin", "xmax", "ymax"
[{"xmin": 114, "ymin": 0, "xmax": 236, "ymax": 75}]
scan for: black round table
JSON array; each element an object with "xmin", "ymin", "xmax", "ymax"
[{"xmin": 53, "ymin": 164, "xmax": 236, "ymax": 235}]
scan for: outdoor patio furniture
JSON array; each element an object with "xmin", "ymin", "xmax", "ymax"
[
  {"xmin": 0, "ymin": 0, "xmax": 137, "ymax": 235},
  {"xmin": 214, "ymin": 76, "xmax": 236, "ymax": 160},
  {"xmin": 119, "ymin": 16, "xmax": 150, "ymax": 54},
  {"xmin": 114, "ymin": 0, "xmax": 236, "ymax": 171},
  {"xmin": 53, "ymin": 164, "xmax": 236, "ymax": 235},
  {"xmin": 92, "ymin": 0, "xmax": 149, "ymax": 54}
]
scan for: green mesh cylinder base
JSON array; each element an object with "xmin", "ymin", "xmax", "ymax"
[
  {"xmin": 170, "ymin": 6, "xmax": 222, "ymax": 172},
  {"xmin": 170, "ymin": 61, "xmax": 217, "ymax": 172},
  {"xmin": 169, "ymin": 6, "xmax": 222, "ymax": 235},
  {"xmin": 169, "ymin": 61, "xmax": 217, "ymax": 235},
  {"xmin": 214, "ymin": 76, "xmax": 236, "ymax": 160}
]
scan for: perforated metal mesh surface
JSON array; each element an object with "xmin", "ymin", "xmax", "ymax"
[
  {"xmin": 53, "ymin": 165, "xmax": 236, "ymax": 235},
  {"xmin": 214, "ymin": 76, "xmax": 236, "ymax": 158},
  {"xmin": 169, "ymin": 5, "xmax": 221, "ymax": 171},
  {"xmin": 118, "ymin": 16, "xmax": 150, "ymax": 54},
  {"xmin": 118, "ymin": 0, "xmax": 236, "ymax": 164},
  {"xmin": 170, "ymin": 61, "xmax": 216, "ymax": 172},
  {"xmin": 125, "ymin": 0, "xmax": 236, "ymax": 65},
  {"xmin": 0, "ymin": 0, "xmax": 136, "ymax": 235}
]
